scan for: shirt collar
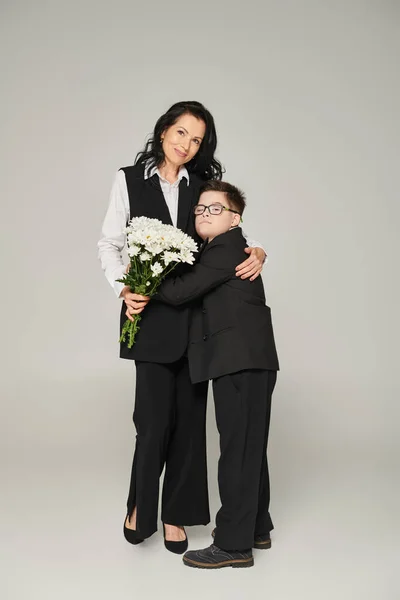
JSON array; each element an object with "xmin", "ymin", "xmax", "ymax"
[{"xmin": 144, "ymin": 162, "xmax": 190, "ymax": 186}]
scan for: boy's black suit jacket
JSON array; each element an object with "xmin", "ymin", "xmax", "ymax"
[{"xmin": 156, "ymin": 227, "xmax": 280, "ymax": 383}]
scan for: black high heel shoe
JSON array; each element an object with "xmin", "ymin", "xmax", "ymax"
[
  {"xmin": 123, "ymin": 514, "xmax": 144, "ymax": 545},
  {"xmin": 163, "ymin": 524, "xmax": 188, "ymax": 554}
]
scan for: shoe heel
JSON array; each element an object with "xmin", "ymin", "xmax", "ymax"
[
  {"xmin": 124, "ymin": 527, "xmax": 144, "ymax": 545},
  {"xmin": 232, "ymin": 558, "xmax": 254, "ymax": 568},
  {"xmin": 254, "ymin": 539, "xmax": 272, "ymax": 550},
  {"xmin": 123, "ymin": 514, "xmax": 144, "ymax": 545}
]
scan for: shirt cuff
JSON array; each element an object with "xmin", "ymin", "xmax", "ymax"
[
  {"xmin": 246, "ymin": 240, "xmax": 268, "ymax": 265},
  {"xmin": 113, "ymin": 265, "xmax": 127, "ymax": 298},
  {"xmin": 115, "ymin": 280, "xmax": 126, "ymax": 298}
]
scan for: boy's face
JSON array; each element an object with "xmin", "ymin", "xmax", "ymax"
[{"xmin": 195, "ymin": 191, "xmax": 241, "ymax": 241}]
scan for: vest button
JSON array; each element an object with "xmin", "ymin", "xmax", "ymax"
[
  {"xmin": 202, "ymin": 308, "xmax": 206, "ymax": 314},
  {"xmin": 203, "ymin": 335, "xmax": 208, "ymax": 341}
]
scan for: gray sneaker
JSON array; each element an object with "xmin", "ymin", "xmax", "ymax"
[{"xmin": 183, "ymin": 544, "xmax": 254, "ymax": 569}]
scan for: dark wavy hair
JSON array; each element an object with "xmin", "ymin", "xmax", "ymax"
[{"xmin": 135, "ymin": 101, "xmax": 224, "ymax": 181}]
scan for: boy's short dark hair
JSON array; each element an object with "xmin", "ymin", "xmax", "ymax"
[{"xmin": 199, "ymin": 180, "xmax": 246, "ymax": 215}]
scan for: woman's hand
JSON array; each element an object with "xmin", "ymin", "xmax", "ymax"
[
  {"xmin": 121, "ymin": 264, "xmax": 150, "ymax": 321},
  {"xmin": 120, "ymin": 287, "xmax": 151, "ymax": 322},
  {"xmin": 235, "ymin": 247, "xmax": 266, "ymax": 281}
]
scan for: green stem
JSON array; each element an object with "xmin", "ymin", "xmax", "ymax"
[{"xmin": 119, "ymin": 314, "xmax": 142, "ymax": 348}]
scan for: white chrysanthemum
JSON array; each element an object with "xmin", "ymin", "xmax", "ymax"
[
  {"xmin": 139, "ymin": 252, "xmax": 152, "ymax": 262},
  {"xmin": 127, "ymin": 245, "xmax": 141, "ymax": 257},
  {"xmin": 162, "ymin": 251, "xmax": 181, "ymax": 266},
  {"xmin": 180, "ymin": 249, "xmax": 196, "ymax": 264},
  {"xmin": 144, "ymin": 240, "xmax": 165, "ymax": 256},
  {"xmin": 150, "ymin": 262, "xmax": 163, "ymax": 277}
]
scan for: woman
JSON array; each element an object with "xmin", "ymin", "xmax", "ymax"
[{"xmin": 98, "ymin": 101, "xmax": 266, "ymax": 554}]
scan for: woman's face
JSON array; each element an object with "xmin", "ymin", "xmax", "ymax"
[{"xmin": 161, "ymin": 113, "xmax": 206, "ymax": 168}]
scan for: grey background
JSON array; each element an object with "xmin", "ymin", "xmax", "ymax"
[{"xmin": 1, "ymin": 1, "xmax": 399, "ymax": 598}]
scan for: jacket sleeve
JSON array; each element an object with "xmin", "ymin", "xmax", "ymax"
[{"xmin": 155, "ymin": 241, "xmax": 236, "ymax": 306}]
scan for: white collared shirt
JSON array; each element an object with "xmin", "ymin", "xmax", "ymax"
[
  {"xmin": 98, "ymin": 167, "xmax": 266, "ymax": 297},
  {"xmin": 144, "ymin": 163, "xmax": 189, "ymax": 228}
]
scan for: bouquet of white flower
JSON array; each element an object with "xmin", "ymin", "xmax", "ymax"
[{"xmin": 117, "ymin": 216, "xmax": 198, "ymax": 348}]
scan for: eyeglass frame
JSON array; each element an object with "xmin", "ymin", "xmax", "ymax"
[{"xmin": 193, "ymin": 203, "xmax": 242, "ymax": 217}]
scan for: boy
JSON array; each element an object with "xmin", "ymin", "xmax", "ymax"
[{"xmin": 155, "ymin": 180, "xmax": 280, "ymax": 568}]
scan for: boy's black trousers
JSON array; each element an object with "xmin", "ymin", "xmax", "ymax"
[{"xmin": 213, "ymin": 369, "xmax": 277, "ymax": 551}]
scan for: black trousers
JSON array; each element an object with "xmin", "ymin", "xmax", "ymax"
[
  {"xmin": 127, "ymin": 357, "xmax": 210, "ymax": 539},
  {"xmin": 213, "ymin": 369, "xmax": 277, "ymax": 551}
]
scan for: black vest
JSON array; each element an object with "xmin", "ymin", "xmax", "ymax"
[{"xmin": 119, "ymin": 163, "xmax": 203, "ymax": 362}]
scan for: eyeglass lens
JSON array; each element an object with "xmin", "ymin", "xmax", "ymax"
[{"xmin": 194, "ymin": 204, "xmax": 223, "ymax": 215}]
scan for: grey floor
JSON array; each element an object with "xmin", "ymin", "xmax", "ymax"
[{"xmin": 2, "ymin": 386, "xmax": 398, "ymax": 600}]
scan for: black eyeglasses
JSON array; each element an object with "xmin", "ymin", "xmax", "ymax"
[{"xmin": 193, "ymin": 203, "xmax": 241, "ymax": 216}]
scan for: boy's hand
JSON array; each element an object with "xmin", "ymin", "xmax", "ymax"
[{"xmin": 236, "ymin": 247, "xmax": 266, "ymax": 281}]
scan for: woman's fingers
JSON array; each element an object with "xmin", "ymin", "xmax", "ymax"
[
  {"xmin": 123, "ymin": 293, "xmax": 151, "ymax": 311},
  {"xmin": 125, "ymin": 308, "xmax": 134, "ymax": 322},
  {"xmin": 126, "ymin": 302, "xmax": 147, "ymax": 312},
  {"xmin": 125, "ymin": 300, "xmax": 148, "ymax": 310},
  {"xmin": 249, "ymin": 269, "xmax": 262, "ymax": 282},
  {"xmin": 240, "ymin": 264, "xmax": 260, "ymax": 279},
  {"xmin": 235, "ymin": 257, "xmax": 259, "ymax": 279},
  {"xmin": 125, "ymin": 306, "xmax": 145, "ymax": 320},
  {"xmin": 121, "ymin": 290, "xmax": 150, "ymax": 302},
  {"xmin": 130, "ymin": 293, "xmax": 150, "ymax": 301},
  {"xmin": 235, "ymin": 248, "xmax": 264, "ymax": 279}
]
